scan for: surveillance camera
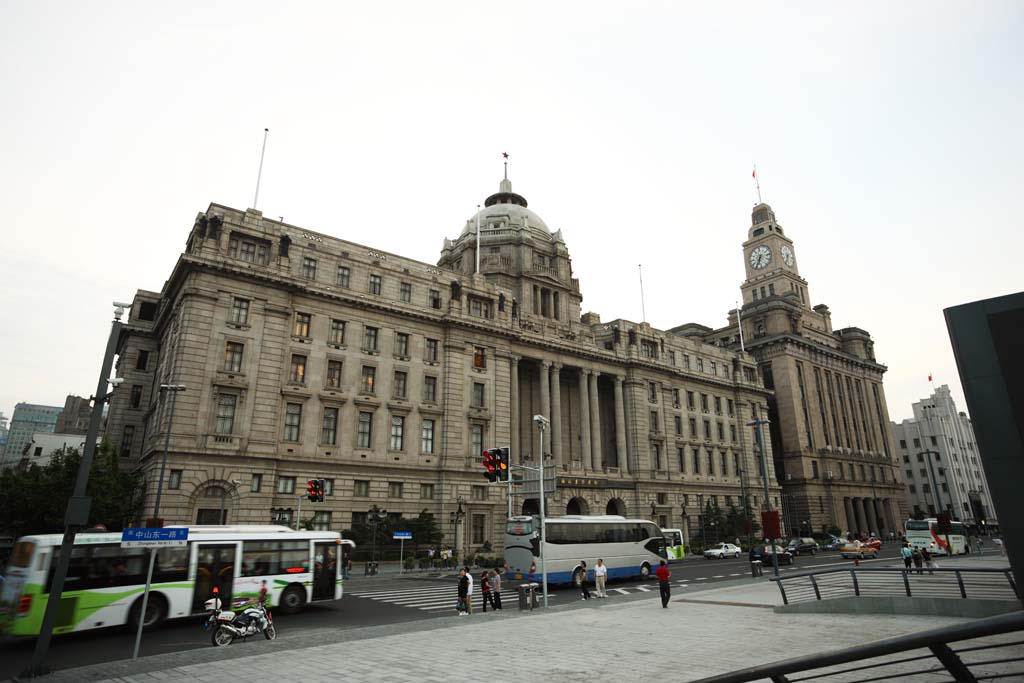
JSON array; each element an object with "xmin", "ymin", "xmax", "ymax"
[
  {"xmin": 533, "ymin": 414, "xmax": 549, "ymax": 425},
  {"xmin": 113, "ymin": 301, "xmax": 132, "ymax": 309},
  {"xmin": 108, "ymin": 378, "xmax": 125, "ymax": 386}
]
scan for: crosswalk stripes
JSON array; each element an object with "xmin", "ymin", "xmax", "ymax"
[{"xmin": 346, "ymin": 583, "xmax": 557, "ymax": 614}]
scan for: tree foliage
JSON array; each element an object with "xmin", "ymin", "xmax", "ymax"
[{"xmin": 0, "ymin": 441, "xmax": 142, "ymax": 539}]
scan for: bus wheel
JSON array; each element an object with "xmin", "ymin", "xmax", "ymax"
[
  {"xmin": 278, "ymin": 584, "xmax": 306, "ymax": 614},
  {"xmin": 128, "ymin": 593, "xmax": 167, "ymax": 630},
  {"xmin": 640, "ymin": 563, "xmax": 651, "ymax": 580}
]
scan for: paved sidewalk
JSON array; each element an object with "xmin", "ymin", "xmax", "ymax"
[{"xmin": 36, "ymin": 558, "xmax": 1018, "ymax": 683}]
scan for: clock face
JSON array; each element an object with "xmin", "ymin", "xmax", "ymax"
[
  {"xmin": 780, "ymin": 245, "xmax": 794, "ymax": 267},
  {"xmin": 749, "ymin": 245, "xmax": 772, "ymax": 269}
]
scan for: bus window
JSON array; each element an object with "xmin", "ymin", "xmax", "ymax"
[
  {"xmin": 506, "ymin": 520, "xmax": 533, "ymax": 536},
  {"xmin": 9, "ymin": 541, "xmax": 34, "ymax": 568},
  {"xmin": 906, "ymin": 520, "xmax": 930, "ymax": 531}
]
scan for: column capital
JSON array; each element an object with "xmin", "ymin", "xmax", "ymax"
[
  {"xmin": 551, "ymin": 362, "xmax": 563, "ymax": 373},
  {"xmin": 615, "ymin": 374, "xmax": 626, "ymax": 383},
  {"xmin": 541, "ymin": 360, "xmax": 552, "ymax": 369},
  {"xmin": 510, "ymin": 353, "xmax": 521, "ymax": 365}
]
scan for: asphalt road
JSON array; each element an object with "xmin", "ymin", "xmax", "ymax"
[{"xmin": 0, "ymin": 544, "xmax": 906, "ymax": 680}]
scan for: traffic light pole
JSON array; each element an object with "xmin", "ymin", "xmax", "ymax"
[
  {"xmin": 26, "ymin": 307, "xmax": 123, "ymax": 678},
  {"xmin": 534, "ymin": 415, "xmax": 550, "ymax": 609},
  {"xmin": 748, "ymin": 408, "xmax": 779, "ymax": 578}
]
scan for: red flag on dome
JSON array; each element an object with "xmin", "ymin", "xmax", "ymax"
[
  {"xmin": 928, "ymin": 372, "xmax": 933, "ymax": 382},
  {"xmin": 752, "ymin": 167, "xmax": 756, "ymax": 178}
]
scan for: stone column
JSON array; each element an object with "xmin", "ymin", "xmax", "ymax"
[
  {"xmin": 843, "ymin": 497, "xmax": 856, "ymax": 534},
  {"xmin": 550, "ymin": 363, "xmax": 563, "ymax": 469},
  {"xmin": 614, "ymin": 375, "xmax": 629, "ymax": 474},
  {"xmin": 578, "ymin": 369, "xmax": 592, "ymax": 469},
  {"xmin": 864, "ymin": 497, "xmax": 879, "ymax": 535},
  {"xmin": 874, "ymin": 498, "xmax": 889, "ymax": 534},
  {"xmin": 853, "ymin": 498, "xmax": 867, "ymax": 534},
  {"xmin": 589, "ymin": 371, "xmax": 603, "ymax": 471},
  {"xmin": 510, "ymin": 355, "xmax": 520, "ymax": 463},
  {"xmin": 539, "ymin": 361, "xmax": 551, "ymax": 459}
]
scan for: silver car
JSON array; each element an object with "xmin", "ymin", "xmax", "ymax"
[{"xmin": 703, "ymin": 542, "xmax": 742, "ymax": 559}]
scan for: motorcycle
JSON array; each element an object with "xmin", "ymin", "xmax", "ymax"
[{"xmin": 203, "ymin": 586, "xmax": 276, "ymax": 647}]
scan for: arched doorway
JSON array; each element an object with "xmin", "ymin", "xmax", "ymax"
[
  {"xmin": 606, "ymin": 498, "xmax": 626, "ymax": 516},
  {"xmin": 522, "ymin": 499, "xmax": 540, "ymax": 516},
  {"xmin": 195, "ymin": 485, "xmax": 229, "ymax": 525},
  {"xmin": 566, "ymin": 497, "xmax": 590, "ymax": 515}
]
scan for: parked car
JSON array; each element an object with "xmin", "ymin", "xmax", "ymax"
[
  {"xmin": 821, "ymin": 536, "xmax": 843, "ymax": 551},
  {"xmin": 749, "ymin": 545, "xmax": 795, "ymax": 565},
  {"xmin": 703, "ymin": 543, "xmax": 742, "ymax": 559},
  {"xmin": 786, "ymin": 538, "xmax": 819, "ymax": 555},
  {"xmin": 840, "ymin": 541, "xmax": 879, "ymax": 559}
]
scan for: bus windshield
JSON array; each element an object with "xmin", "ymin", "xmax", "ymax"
[
  {"xmin": 906, "ymin": 520, "xmax": 930, "ymax": 531},
  {"xmin": 506, "ymin": 519, "xmax": 534, "ymax": 536}
]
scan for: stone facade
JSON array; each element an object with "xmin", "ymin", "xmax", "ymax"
[
  {"xmin": 108, "ymin": 178, "xmax": 783, "ymax": 555},
  {"xmin": 892, "ymin": 385, "xmax": 996, "ymax": 527},
  {"xmin": 705, "ymin": 203, "xmax": 908, "ymax": 537}
]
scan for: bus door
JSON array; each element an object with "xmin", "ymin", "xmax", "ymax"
[
  {"xmin": 312, "ymin": 542, "xmax": 338, "ymax": 601},
  {"xmin": 192, "ymin": 544, "xmax": 237, "ymax": 613}
]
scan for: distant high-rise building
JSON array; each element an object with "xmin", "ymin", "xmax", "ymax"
[
  {"xmin": 0, "ymin": 412, "xmax": 9, "ymax": 464},
  {"xmin": 55, "ymin": 395, "xmax": 92, "ymax": 435},
  {"xmin": 1, "ymin": 403, "xmax": 63, "ymax": 469},
  {"xmin": 892, "ymin": 385, "xmax": 997, "ymax": 528}
]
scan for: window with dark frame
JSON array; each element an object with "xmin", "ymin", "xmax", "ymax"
[
  {"xmin": 289, "ymin": 354, "xmax": 307, "ymax": 383},
  {"xmin": 215, "ymin": 393, "xmax": 237, "ymax": 434},
  {"xmin": 301, "ymin": 257, "xmax": 317, "ymax": 280},
  {"xmin": 329, "ymin": 319, "xmax": 346, "ymax": 345},
  {"xmin": 393, "ymin": 371, "xmax": 408, "ymax": 399},
  {"xmin": 224, "ymin": 342, "xmax": 244, "ymax": 372},
  {"xmin": 326, "ymin": 360, "xmax": 343, "ymax": 388},
  {"xmin": 360, "ymin": 366, "xmax": 376, "ymax": 394},
  {"xmin": 364, "ymin": 326, "xmax": 379, "ymax": 352},
  {"xmin": 283, "ymin": 403, "xmax": 302, "ymax": 442},
  {"xmin": 421, "ymin": 419, "xmax": 435, "ymax": 453},
  {"xmin": 322, "ymin": 407, "xmax": 338, "ymax": 445},
  {"xmin": 231, "ymin": 298, "xmax": 249, "ymax": 325},
  {"xmin": 136, "ymin": 349, "xmax": 150, "ymax": 371},
  {"xmin": 336, "ymin": 266, "xmax": 351, "ymax": 288},
  {"xmin": 294, "ymin": 312, "xmax": 311, "ymax": 337},
  {"xmin": 130, "ymin": 385, "xmax": 143, "ymax": 409},
  {"xmin": 425, "ymin": 338, "xmax": 439, "ymax": 362},
  {"xmin": 473, "ymin": 346, "xmax": 487, "ymax": 368},
  {"xmin": 369, "ymin": 274, "xmax": 382, "ymax": 295},
  {"xmin": 120, "ymin": 425, "xmax": 135, "ymax": 458},
  {"xmin": 357, "ymin": 412, "xmax": 373, "ymax": 448},
  {"xmin": 423, "ymin": 375, "xmax": 438, "ymax": 402},
  {"xmin": 400, "ymin": 282, "xmax": 412, "ymax": 302},
  {"xmin": 395, "ymin": 332, "xmax": 409, "ymax": 357}
]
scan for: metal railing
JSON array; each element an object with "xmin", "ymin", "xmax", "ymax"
[
  {"xmin": 772, "ymin": 567, "xmax": 1019, "ymax": 605},
  {"xmin": 692, "ymin": 610, "xmax": 1024, "ymax": 682}
]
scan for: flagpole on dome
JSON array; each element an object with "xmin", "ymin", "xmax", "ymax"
[
  {"xmin": 475, "ymin": 204, "xmax": 481, "ymax": 274},
  {"xmin": 503, "ymin": 151, "xmax": 509, "ymax": 180},
  {"xmin": 753, "ymin": 165, "xmax": 762, "ymax": 204}
]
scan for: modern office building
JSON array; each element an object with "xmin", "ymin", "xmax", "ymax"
[
  {"xmin": 0, "ymin": 403, "xmax": 62, "ymax": 469},
  {"xmin": 892, "ymin": 384, "xmax": 996, "ymax": 527}
]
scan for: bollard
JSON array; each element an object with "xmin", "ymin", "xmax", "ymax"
[
  {"xmin": 518, "ymin": 583, "xmax": 534, "ymax": 611},
  {"xmin": 750, "ymin": 560, "xmax": 763, "ymax": 577}
]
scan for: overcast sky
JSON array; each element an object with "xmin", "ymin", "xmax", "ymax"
[{"xmin": 1, "ymin": 1, "xmax": 1021, "ymax": 425}]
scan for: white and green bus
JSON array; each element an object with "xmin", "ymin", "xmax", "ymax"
[
  {"xmin": 662, "ymin": 528, "xmax": 686, "ymax": 560},
  {"xmin": 0, "ymin": 525, "xmax": 349, "ymax": 637}
]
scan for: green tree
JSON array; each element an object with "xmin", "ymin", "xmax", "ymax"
[
  {"xmin": 0, "ymin": 441, "xmax": 142, "ymax": 539},
  {"xmin": 394, "ymin": 509, "xmax": 443, "ymax": 555}
]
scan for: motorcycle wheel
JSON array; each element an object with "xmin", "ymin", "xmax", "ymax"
[
  {"xmin": 264, "ymin": 624, "xmax": 277, "ymax": 641},
  {"xmin": 211, "ymin": 625, "xmax": 234, "ymax": 647}
]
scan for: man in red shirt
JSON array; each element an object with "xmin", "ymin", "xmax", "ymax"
[{"xmin": 655, "ymin": 560, "xmax": 671, "ymax": 608}]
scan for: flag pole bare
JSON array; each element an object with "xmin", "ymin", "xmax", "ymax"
[
  {"xmin": 638, "ymin": 264, "xmax": 647, "ymax": 323},
  {"xmin": 753, "ymin": 165, "xmax": 762, "ymax": 204},
  {"xmin": 253, "ymin": 128, "xmax": 269, "ymax": 209}
]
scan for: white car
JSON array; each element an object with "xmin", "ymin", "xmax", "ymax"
[{"xmin": 703, "ymin": 543, "xmax": 742, "ymax": 559}]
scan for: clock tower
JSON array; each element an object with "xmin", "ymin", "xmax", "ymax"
[{"xmin": 740, "ymin": 203, "xmax": 810, "ymax": 308}]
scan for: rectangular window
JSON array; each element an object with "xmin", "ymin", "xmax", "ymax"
[
  {"xmin": 727, "ymin": 399, "xmax": 734, "ymax": 417},
  {"xmin": 357, "ymin": 412, "xmax": 373, "ymax": 448},
  {"xmin": 283, "ymin": 403, "xmax": 302, "ymax": 442},
  {"xmin": 692, "ymin": 448, "xmax": 701, "ymax": 474},
  {"xmin": 136, "ymin": 349, "xmax": 150, "ymax": 370},
  {"xmin": 668, "ymin": 350, "xmax": 676, "ymax": 365},
  {"xmin": 369, "ymin": 274, "xmax": 382, "ymax": 295},
  {"xmin": 930, "ymin": 436, "xmax": 938, "ymax": 446},
  {"xmin": 470, "ymin": 424, "xmax": 484, "ymax": 457},
  {"xmin": 473, "ymin": 346, "xmax": 487, "ymax": 368},
  {"xmin": 364, "ymin": 326, "xmax": 379, "ymax": 352},
  {"xmin": 390, "ymin": 415, "xmax": 405, "ymax": 450},
  {"xmin": 733, "ymin": 452, "xmax": 740, "ymax": 476},
  {"xmin": 168, "ymin": 469, "xmax": 182, "ymax": 489},
  {"xmin": 354, "ymin": 480, "xmax": 370, "ymax": 497},
  {"xmin": 720, "ymin": 451, "xmax": 728, "ymax": 475},
  {"xmin": 707, "ymin": 449, "xmax": 715, "ymax": 475},
  {"xmin": 312, "ymin": 511, "xmax": 332, "ymax": 531},
  {"xmin": 289, "ymin": 354, "xmax": 307, "ymax": 383},
  {"xmin": 429, "ymin": 289, "xmax": 442, "ymax": 309},
  {"xmin": 913, "ymin": 437, "xmax": 921, "ymax": 449},
  {"xmin": 322, "ymin": 407, "xmax": 338, "ymax": 445},
  {"xmin": 711, "ymin": 361, "xmax": 717, "ymax": 376},
  {"xmin": 395, "ymin": 332, "xmax": 409, "ymax": 357},
  {"xmin": 277, "ymin": 476, "xmax": 296, "ymax": 494},
  {"xmin": 672, "ymin": 389, "xmax": 681, "ymax": 408},
  {"xmin": 650, "ymin": 411, "xmax": 659, "ymax": 432},
  {"xmin": 224, "ymin": 342, "xmax": 244, "ymax": 372},
  {"xmin": 388, "ymin": 481, "xmax": 404, "ymax": 498},
  {"xmin": 393, "ymin": 371, "xmax": 408, "ymax": 399},
  {"xmin": 687, "ymin": 391, "xmax": 695, "ymax": 410},
  {"xmin": 425, "ymin": 338, "xmax": 439, "ymax": 362},
  {"xmin": 696, "ymin": 357, "xmax": 704, "ymax": 373},
  {"xmin": 323, "ymin": 479, "xmax": 334, "ymax": 496},
  {"xmin": 472, "ymin": 382, "xmax": 486, "ymax": 408},
  {"xmin": 683, "ymin": 354, "xmax": 691, "ymax": 370},
  {"xmin": 700, "ymin": 394, "xmax": 709, "ymax": 412},
  {"xmin": 812, "ymin": 460, "xmax": 820, "ymax": 479},
  {"xmin": 231, "ymin": 298, "xmax": 249, "ymax": 324},
  {"xmin": 469, "ymin": 298, "xmax": 492, "ymax": 318},
  {"xmin": 677, "ymin": 447, "xmax": 686, "ymax": 472},
  {"xmin": 423, "ymin": 375, "xmax": 438, "ymax": 402},
  {"xmin": 301, "ymin": 257, "xmax": 317, "ymax": 279},
  {"xmin": 472, "ymin": 514, "xmax": 486, "ymax": 545},
  {"xmin": 400, "ymin": 282, "xmax": 412, "ymax": 302},
  {"xmin": 336, "ymin": 266, "xmax": 351, "ymax": 288},
  {"xmin": 717, "ymin": 422, "xmax": 725, "ymax": 442},
  {"xmin": 674, "ymin": 415, "xmax": 682, "ymax": 435},
  {"xmin": 421, "ymin": 419, "xmax": 435, "ymax": 453},
  {"xmin": 473, "ymin": 485, "xmax": 488, "ymax": 501},
  {"xmin": 652, "ymin": 444, "xmax": 662, "ymax": 470},
  {"xmin": 215, "ymin": 393, "xmax": 237, "ymax": 434},
  {"xmin": 703, "ymin": 420, "xmax": 711, "ymax": 440},
  {"xmin": 648, "ymin": 382, "xmax": 658, "ymax": 402},
  {"xmin": 130, "ymin": 384, "xmax": 143, "ymax": 409},
  {"xmin": 250, "ymin": 473, "xmax": 262, "ymax": 492},
  {"xmin": 120, "ymin": 425, "xmax": 135, "ymax": 458},
  {"xmin": 714, "ymin": 396, "xmax": 722, "ymax": 414},
  {"xmin": 326, "ymin": 360, "xmax": 343, "ymax": 388},
  {"xmin": 329, "ymin": 319, "xmax": 346, "ymax": 345},
  {"xmin": 899, "ymin": 439, "xmax": 907, "ymax": 449},
  {"xmin": 420, "ymin": 483, "xmax": 435, "ymax": 499},
  {"xmin": 689, "ymin": 417, "xmax": 697, "ymax": 437},
  {"xmin": 730, "ymin": 424, "xmax": 737, "ymax": 442},
  {"xmin": 294, "ymin": 312, "xmax": 311, "ymax": 337},
  {"xmin": 361, "ymin": 366, "xmax": 376, "ymax": 394}
]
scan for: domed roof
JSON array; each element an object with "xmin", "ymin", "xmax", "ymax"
[{"xmin": 460, "ymin": 178, "xmax": 554, "ymax": 242}]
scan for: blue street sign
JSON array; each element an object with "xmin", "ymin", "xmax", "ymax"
[
  {"xmin": 121, "ymin": 527, "xmax": 189, "ymax": 548},
  {"xmin": 392, "ymin": 531, "xmax": 413, "ymax": 540}
]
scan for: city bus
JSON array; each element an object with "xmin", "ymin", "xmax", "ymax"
[
  {"xmin": 662, "ymin": 528, "xmax": 686, "ymax": 560},
  {"xmin": 505, "ymin": 515, "xmax": 667, "ymax": 586},
  {"xmin": 905, "ymin": 518, "xmax": 968, "ymax": 555},
  {"xmin": 0, "ymin": 525, "xmax": 351, "ymax": 637}
]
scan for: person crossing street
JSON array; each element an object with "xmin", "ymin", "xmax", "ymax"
[
  {"xmin": 594, "ymin": 559, "xmax": 608, "ymax": 598},
  {"xmin": 655, "ymin": 560, "xmax": 671, "ymax": 608}
]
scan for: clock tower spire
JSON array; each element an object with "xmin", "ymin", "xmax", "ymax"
[{"xmin": 740, "ymin": 203, "xmax": 810, "ymax": 308}]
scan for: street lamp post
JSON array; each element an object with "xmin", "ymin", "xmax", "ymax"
[
  {"xmin": 748, "ymin": 408, "xmax": 780, "ymax": 578},
  {"xmin": 697, "ymin": 493, "xmax": 706, "ymax": 551},
  {"xmin": 27, "ymin": 302, "xmax": 126, "ymax": 678}
]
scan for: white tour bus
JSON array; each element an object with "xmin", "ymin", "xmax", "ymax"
[
  {"xmin": 904, "ymin": 518, "xmax": 968, "ymax": 555},
  {"xmin": 0, "ymin": 525, "xmax": 351, "ymax": 637},
  {"xmin": 505, "ymin": 515, "xmax": 667, "ymax": 586}
]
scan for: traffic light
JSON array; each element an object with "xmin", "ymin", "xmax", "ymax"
[
  {"xmin": 317, "ymin": 478, "xmax": 327, "ymax": 502},
  {"xmin": 482, "ymin": 450, "xmax": 498, "ymax": 482},
  {"xmin": 494, "ymin": 447, "xmax": 509, "ymax": 482},
  {"xmin": 307, "ymin": 479, "xmax": 319, "ymax": 502}
]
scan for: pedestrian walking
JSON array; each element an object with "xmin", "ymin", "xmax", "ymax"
[
  {"xmin": 428, "ymin": 547, "xmax": 436, "ymax": 569},
  {"xmin": 900, "ymin": 543, "xmax": 913, "ymax": 570},
  {"xmin": 464, "ymin": 566, "xmax": 474, "ymax": 614},
  {"xmin": 922, "ymin": 547, "xmax": 937, "ymax": 575},
  {"xmin": 912, "ymin": 547, "xmax": 924, "ymax": 575},
  {"xmin": 974, "ymin": 536, "xmax": 984, "ymax": 555},
  {"xmin": 578, "ymin": 560, "xmax": 591, "ymax": 600},
  {"xmin": 490, "ymin": 568, "xmax": 503, "ymax": 610},
  {"xmin": 456, "ymin": 568, "xmax": 469, "ymax": 616},
  {"xmin": 480, "ymin": 570, "xmax": 497, "ymax": 612},
  {"xmin": 995, "ymin": 536, "xmax": 1006, "ymax": 556},
  {"xmin": 594, "ymin": 559, "xmax": 608, "ymax": 598},
  {"xmin": 655, "ymin": 560, "xmax": 672, "ymax": 608}
]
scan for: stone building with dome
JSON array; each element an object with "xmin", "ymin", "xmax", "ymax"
[{"xmin": 105, "ymin": 175, "xmax": 794, "ymax": 556}]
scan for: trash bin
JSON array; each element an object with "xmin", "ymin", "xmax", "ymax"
[
  {"xmin": 750, "ymin": 560, "xmax": 763, "ymax": 577},
  {"xmin": 518, "ymin": 582, "xmax": 539, "ymax": 610}
]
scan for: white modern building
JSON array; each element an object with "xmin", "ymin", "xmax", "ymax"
[
  {"xmin": 16, "ymin": 432, "xmax": 87, "ymax": 469},
  {"xmin": 892, "ymin": 385, "xmax": 996, "ymax": 528}
]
